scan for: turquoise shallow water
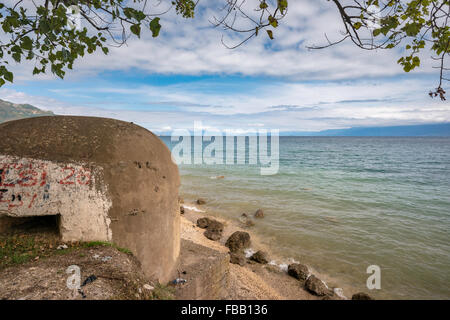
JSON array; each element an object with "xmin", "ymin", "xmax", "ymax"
[{"xmin": 162, "ymin": 136, "xmax": 450, "ymax": 299}]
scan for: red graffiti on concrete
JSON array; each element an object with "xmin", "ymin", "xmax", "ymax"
[
  {"xmin": 59, "ymin": 166, "xmax": 75, "ymax": 185},
  {"xmin": 0, "ymin": 161, "xmax": 91, "ymax": 210}
]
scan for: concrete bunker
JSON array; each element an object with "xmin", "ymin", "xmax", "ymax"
[{"xmin": 0, "ymin": 116, "xmax": 180, "ymax": 283}]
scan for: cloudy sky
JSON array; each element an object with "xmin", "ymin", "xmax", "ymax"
[{"xmin": 1, "ymin": 0, "xmax": 449, "ymax": 133}]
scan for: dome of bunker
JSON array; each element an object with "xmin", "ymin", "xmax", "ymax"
[{"xmin": 0, "ymin": 116, "xmax": 180, "ymax": 283}]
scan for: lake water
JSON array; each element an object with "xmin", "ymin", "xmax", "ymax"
[{"xmin": 162, "ymin": 136, "xmax": 450, "ymax": 299}]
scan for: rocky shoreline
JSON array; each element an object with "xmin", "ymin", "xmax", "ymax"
[{"xmin": 179, "ymin": 197, "xmax": 374, "ymax": 300}]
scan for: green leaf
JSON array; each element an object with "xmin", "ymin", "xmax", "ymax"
[
  {"xmin": 150, "ymin": 18, "xmax": 161, "ymax": 38},
  {"xmin": 130, "ymin": 24, "xmax": 141, "ymax": 38},
  {"xmin": 278, "ymin": 0, "xmax": 288, "ymax": 14},
  {"xmin": 266, "ymin": 29, "xmax": 274, "ymax": 40},
  {"xmin": 38, "ymin": 20, "xmax": 50, "ymax": 34},
  {"xmin": 268, "ymin": 16, "xmax": 278, "ymax": 28},
  {"xmin": 4, "ymin": 71, "xmax": 13, "ymax": 82},
  {"xmin": 12, "ymin": 52, "xmax": 21, "ymax": 63},
  {"xmin": 20, "ymin": 36, "xmax": 33, "ymax": 50}
]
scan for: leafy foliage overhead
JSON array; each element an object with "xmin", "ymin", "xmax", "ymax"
[{"xmin": 0, "ymin": 1, "xmax": 448, "ymax": 99}]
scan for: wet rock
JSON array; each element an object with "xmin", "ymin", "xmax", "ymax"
[
  {"xmin": 250, "ymin": 251, "xmax": 269, "ymax": 264},
  {"xmin": 239, "ymin": 214, "xmax": 255, "ymax": 227},
  {"xmin": 204, "ymin": 220, "xmax": 224, "ymax": 241},
  {"xmin": 304, "ymin": 275, "xmax": 330, "ymax": 296},
  {"xmin": 254, "ymin": 209, "xmax": 264, "ymax": 218},
  {"xmin": 352, "ymin": 292, "xmax": 374, "ymax": 300},
  {"xmin": 225, "ymin": 231, "xmax": 251, "ymax": 253},
  {"xmin": 287, "ymin": 263, "xmax": 309, "ymax": 281},
  {"xmin": 196, "ymin": 198, "xmax": 206, "ymax": 205},
  {"xmin": 180, "ymin": 206, "xmax": 185, "ymax": 214},
  {"xmin": 244, "ymin": 219, "xmax": 255, "ymax": 227},
  {"xmin": 209, "ymin": 220, "xmax": 224, "ymax": 231},
  {"xmin": 197, "ymin": 217, "xmax": 213, "ymax": 229},
  {"xmin": 320, "ymin": 289, "xmax": 347, "ymax": 300},
  {"xmin": 264, "ymin": 264, "xmax": 281, "ymax": 273},
  {"xmin": 204, "ymin": 230, "xmax": 221, "ymax": 241},
  {"xmin": 229, "ymin": 252, "xmax": 246, "ymax": 266}
]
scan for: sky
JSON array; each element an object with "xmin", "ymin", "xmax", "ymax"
[{"xmin": 0, "ymin": 0, "xmax": 449, "ymax": 134}]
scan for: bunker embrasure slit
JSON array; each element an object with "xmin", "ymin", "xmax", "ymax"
[{"xmin": 1, "ymin": 214, "xmax": 61, "ymax": 237}]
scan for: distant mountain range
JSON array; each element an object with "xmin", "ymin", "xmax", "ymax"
[
  {"xmin": 0, "ymin": 98, "xmax": 449, "ymax": 136},
  {"xmin": 158, "ymin": 123, "xmax": 450, "ymax": 137},
  {"xmin": 281, "ymin": 123, "xmax": 450, "ymax": 136},
  {"xmin": 0, "ymin": 99, "xmax": 54, "ymax": 124}
]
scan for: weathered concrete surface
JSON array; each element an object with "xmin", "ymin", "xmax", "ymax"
[
  {"xmin": 0, "ymin": 155, "xmax": 112, "ymax": 241},
  {"xmin": 175, "ymin": 239, "xmax": 229, "ymax": 300},
  {"xmin": 0, "ymin": 116, "xmax": 180, "ymax": 283}
]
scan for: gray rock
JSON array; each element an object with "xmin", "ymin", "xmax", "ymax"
[
  {"xmin": 239, "ymin": 214, "xmax": 255, "ymax": 227},
  {"xmin": 196, "ymin": 198, "xmax": 206, "ymax": 205},
  {"xmin": 254, "ymin": 209, "xmax": 264, "ymax": 218},
  {"xmin": 229, "ymin": 252, "xmax": 246, "ymax": 266},
  {"xmin": 208, "ymin": 220, "xmax": 224, "ymax": 231},
  {"xmin": 225, "ymin": 231, "xmax": 251, "ymax": 252},
  {"xmin": 204, "ymin": 229, "xmax": 221, "ymax": 241},
  {"xmin": 196, "ymin": 217, "xmax": 212, "ymax": 229},
  {"xmin": 304, "ymin": 275, "xmax": 330, "ymax": 296},
  {"xmin": 244, "ymin": 219, "xmax": 255, "ymax": 227},
  {"xmin": 250, "ymin": 250, "xmax": 269, "ymax": 264},
  {"xmin": 203, "ymin": 220, "xmax": 224, "ymax": 241},
  {"xmin": 352, "ymin": 292, "xmax": 374, "ymax": 300},
  {"xmin": 287, "ymin": 263, "xmax": 309, "ymax": 281}
]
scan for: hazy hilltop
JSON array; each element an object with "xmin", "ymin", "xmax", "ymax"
[{"xmin": 0, "ymin": 99, "xmax": 54, "ymax": 123}]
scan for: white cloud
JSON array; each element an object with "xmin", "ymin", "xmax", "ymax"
[
  {"xmin": 2, "ymin": 75, "xmax": 448, "ymax": 133},
  {"xmin": 4, "ymin": 0, "xmax": 441, "ymax": 82},
  {"xmin": 1, "ymin": 1, "xmax": 448, "ymax": 133}
]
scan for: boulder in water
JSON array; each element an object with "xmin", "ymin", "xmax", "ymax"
[
  {"xmin": 203, "ymin": 220, "xmax": 224, "ymax": 241},
  {"xmin": 225, "ymin": 231, "xmax": 251, "ymax": 252},
  {"xmin": 305, "ymin": 275, "xmax": 330, "ymax": 296},
  {"xmin": 196, "ymin": 217, "xmax": 212, "ymax": 229},
  {"xmin": 250, "ymin": 251, "xmax": 269, "ymax": 264},
  {"xmin": 196, "ymin": 198, "xmax": 206, "ymax": 205},
  {"xmin": 229, "ymin": 252, "xmax": 246, "ymax": 266},
  {"xmin": 254, "ymin": 209, "xmax": 264, "ymax": 218},
  {"xmin": 352, "ymin": 292, "xmax": 374, "ymax": 300},
  {"xmin": 288, "ymin": 263, "xmax": 309, "ymax": 281}
]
